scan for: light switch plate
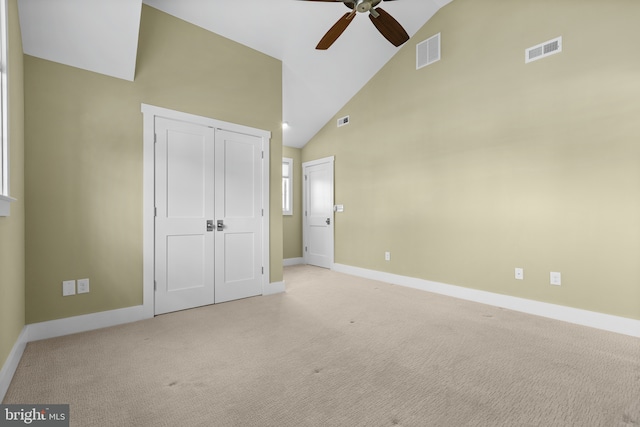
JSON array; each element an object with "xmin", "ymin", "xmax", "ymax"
[
  {"xmin": 77, "ymin": 278, "xmax": 90, "ymax": 294},
  {"xmin": 63, "ymin": 280, "xmax": 76, "ymax": 296}
]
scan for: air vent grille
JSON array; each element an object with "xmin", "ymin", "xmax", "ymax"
[
  {"xmin": 526, "ymin": 36, "xmax": 562, "ymax": 63},
  {"xmin": 337, "ymin": 115, "xmax": 350, "ymax": 127},
  {"xmin": 416, "ymin": 33, "xmax": 441, "ymax": 70}
]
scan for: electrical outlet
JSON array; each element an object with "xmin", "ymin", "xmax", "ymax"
[
  {"xmin": 515, "ymin": 268, "xmax": 524, "ymax": 280},
  {"xmin": 77, "ymin": 278, "xmax": 90, "ymax": 294},
  {"xmin": 550, "ymin": 272, "xmax": 562, "ymax": 286},
  {"xmin": 62, "ymin": 280, "xmax": 76, "ymax": 296},
  {"xmin": 385, "ymin": 252, "xmax": 391, "ymax": 261}
]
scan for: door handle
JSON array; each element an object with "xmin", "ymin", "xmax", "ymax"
[
  {"xmin": 326, "ymin": 218, "xmax": 331, "ymax": 225},
  {"xmin": 206, "ymin": 220, "xmax": 214, "ymax": 232},
  {"xmin": 217, "ymin": 220, "xmax": 225, "ymax": 231}
]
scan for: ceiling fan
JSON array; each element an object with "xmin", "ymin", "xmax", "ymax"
[{"xmin": 300, "ymin": 0, "xmax": 410, "ymax": 50}]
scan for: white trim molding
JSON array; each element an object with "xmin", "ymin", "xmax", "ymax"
[
  {"xmin": 264, "ymin": 281, "xmax": 286, "ymax": 296},
  {"xmin": 0, "ymin": 327, "xmax": 28, "ymax": 402},
  {"xmin": 333, "ymin": 263, "xmax": 640, "ymax": 338},
  {"xmin": 0, "ymin": 193, "xmax": 15, "ymax": 216},
  {"xmin": 0, "ymin": 0, "xmax": 9, "ymax": 216},
  {"xmin": 282, "ymin": 157, "xmax": 293, "ymax": 216},
  {"xmin": 25, "ymin": 305, "xmax": 150, "ymax": 343},
  {"xmin": 283, "ymin": 257, "xmax": 304, "ymax": 267}
]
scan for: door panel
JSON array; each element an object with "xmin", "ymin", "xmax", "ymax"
[
  {"xmin": 224, "ymin": 233, "xmax": 255, "ymax": 283},
  {"xmin": 214, "ymin": 130, "xmax": 263, "ymax": 303},
  {"xmin": 223, "ymin": 140, "xmax": 257, "ymax": 218},
  {"xmin": 303, "ymin": 157, "xmax": 334, "ymax": 268},
  {"xmin": 155, "ymin": 118, "xmax": 215, "ymax": 315},
  {"xmin": 166, "ymin": 235, "xmax": 205, "ymax": 291},
  {"xmin": 166, "ymin": 130, "xmax": 206, "ymax": 218}
]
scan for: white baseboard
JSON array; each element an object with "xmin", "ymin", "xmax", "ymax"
[
  {"xmin": 26, "ymin": 305, "xmax": 152, "ymax": 343},
  {"xmin": 264, "ymin": 281, "xmax": 286, "ymax": 296},
  {"xmin": 0, "ymin": 327, "xmax": 28, "ymax": 402},
  {"xmin": 283, "ymin": 257, "xmax": 304, "ymax": 267},
  {"xmin": 332, "ymin": 263, "xmax": 640, "ymax": 338}
]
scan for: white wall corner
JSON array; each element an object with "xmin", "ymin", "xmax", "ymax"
[
  {"xmin": 332, "ymin": 263, "xmax": 640, "ymax": 338},
  {"xmin": 264, "ymin": 281, "xmax": 286, "ymax": 296},
  {"xmin": 0, "ymin": 326, "xmax": 28, "ymax": 402},
  {"xmin": 283, "ymin": 257, "xmax": 304, "ymax": 267}
]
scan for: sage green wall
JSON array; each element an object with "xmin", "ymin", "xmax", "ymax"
[
  {"xmin": 303, "ymin": 0, "xmax": 640, "ymax": 320},
  {"xmin": 282, "ymin": 145, "xmax": 302, "ymax": 260},
  {"xmin": 24, "ymin": 5, "xmax": 282, "ymax": 324},
  {"xmin": 0, "ymin": 0, "xmax": 25, "ymax": 368}
]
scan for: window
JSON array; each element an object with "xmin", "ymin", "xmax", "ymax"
[
  {"xmin": 0, "ymin": 0, "xmax": 12, "ymax": 217},
  {"xmin": 282, "ymin": 158, "xmax": 293, "ymax": 216}
]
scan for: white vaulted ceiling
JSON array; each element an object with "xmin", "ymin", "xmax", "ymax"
[
  {"xmin": 18, "ymin": 0, "xmax": 452, "ymax": 148},
  {"xmin": 18, "ymin": 0, "xmax": 142, "ymax": 81}
]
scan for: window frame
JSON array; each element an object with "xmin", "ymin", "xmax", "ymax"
[
  {"xmin": 282, "ymin": 157, "xmax": 293, "ymax": 216},
  {"xmin": 0, "ymin": 0, "xmax": 13, "ymax": 217}
]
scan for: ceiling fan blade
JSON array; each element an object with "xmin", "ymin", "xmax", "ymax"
[
  {"xmin": 368, "ymin": 7, "xmax": 409, "ymax": 47},
  {"xmin": 316, "ymin": 11, "xmax": 356, "ymax": 50}
]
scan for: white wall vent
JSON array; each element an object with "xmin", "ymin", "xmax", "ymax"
[
  {"xmin": 525, "ymin": 36, "xmax": 562, "ymax": 63},
  {"xmin": 416, "ymin": 33, "xmax": 441, "ymax": 70},
  {"xmin": 337, "ymin": 115, "xmax": 350, "ymax": 127}
]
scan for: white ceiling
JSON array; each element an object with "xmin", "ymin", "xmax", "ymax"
[
  {"xmin": 17, "ymin": 0, "xmax": 142, "ymax": 81},
  {"xmin": 17, "ymin": 0, "xmax": 451, "ymax": 148}
]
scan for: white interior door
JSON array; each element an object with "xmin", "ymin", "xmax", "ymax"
[
  {"xmin": 155, "ymin": 119, "xmax": 264, "ymax": 314},
  {"xmin": 214, "ymin": 130, "xmax": 264, "ymax": 303},
  {"xmin": 303, "ymin": 156, "xmax": 334, "ymax": 268},
  {"xmin": 155, "ymin": 118, "xmax": 215, "ymax": 315}
]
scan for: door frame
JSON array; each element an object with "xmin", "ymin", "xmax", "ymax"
[
  {"xmin": 302, "ymin": 156, "xmax": 335, "ymax": 268},
  {"xmin": 141, "ymin": 104, "xmax": 271, "ymax": 316}
]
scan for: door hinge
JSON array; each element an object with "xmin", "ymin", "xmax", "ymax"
[
  {"xmin": 305, "ymin": 175, "xmax": 308, "ymax": 181},
  {"xmin": 305, "ymin": 246, "xmax": 308, "ymax": 252},
  {"xmin": 154, "ymin": 134, "xmax": 157, "ymax": 143},
  {"xmin": 262, "ymin": 266, "xmax": 264, "ymax": 275},
  {"xmin": 154, "ymin": 207, "xmax": 157, "ymax": 217},
  {"xmin": 262, "ymin": 209, "xmax": 264, "ymax": 216},
  {"xmin": 154, "ymin": 280, "xmax": 157, "ymax": 291},
  {"xmin": 261, "ymin": 151, "xmax": 264, "ymax": 159}
]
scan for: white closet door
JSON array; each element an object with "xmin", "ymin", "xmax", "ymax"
[
  {"xmin": 154, "ymin": 118, "xmax": 215, "ymax": 315},
  {"xmin": 214, "ymin": 130, "xmax": 263, "ymax": 303}
]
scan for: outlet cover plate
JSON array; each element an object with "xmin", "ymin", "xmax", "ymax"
[
  {"xmin": 77, "ymin": 278, "xmax": 90, "ymax": 294},
  {"xmin": 550, "ymin": 272, "xmax": 562, "ymax": 286},
  {"xmin": 385, "ymin": 252, "xmax": 391, "ymax": 261},
  {"xmin": 515, "ymin": 268, "xmax": 524, "ymax": 280},
  {"xmin": 63, "ymin": 280, "xmax": 76, "ymax": 296}
]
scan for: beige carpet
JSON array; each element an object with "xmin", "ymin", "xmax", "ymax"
[{"xmin": 4, "ymin": 265, "xmax": 640, "ymax": 426}]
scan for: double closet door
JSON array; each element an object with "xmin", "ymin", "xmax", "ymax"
[{"xmin": 154, "ymin": 117, "xmax": 263, "ymax": 315}]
